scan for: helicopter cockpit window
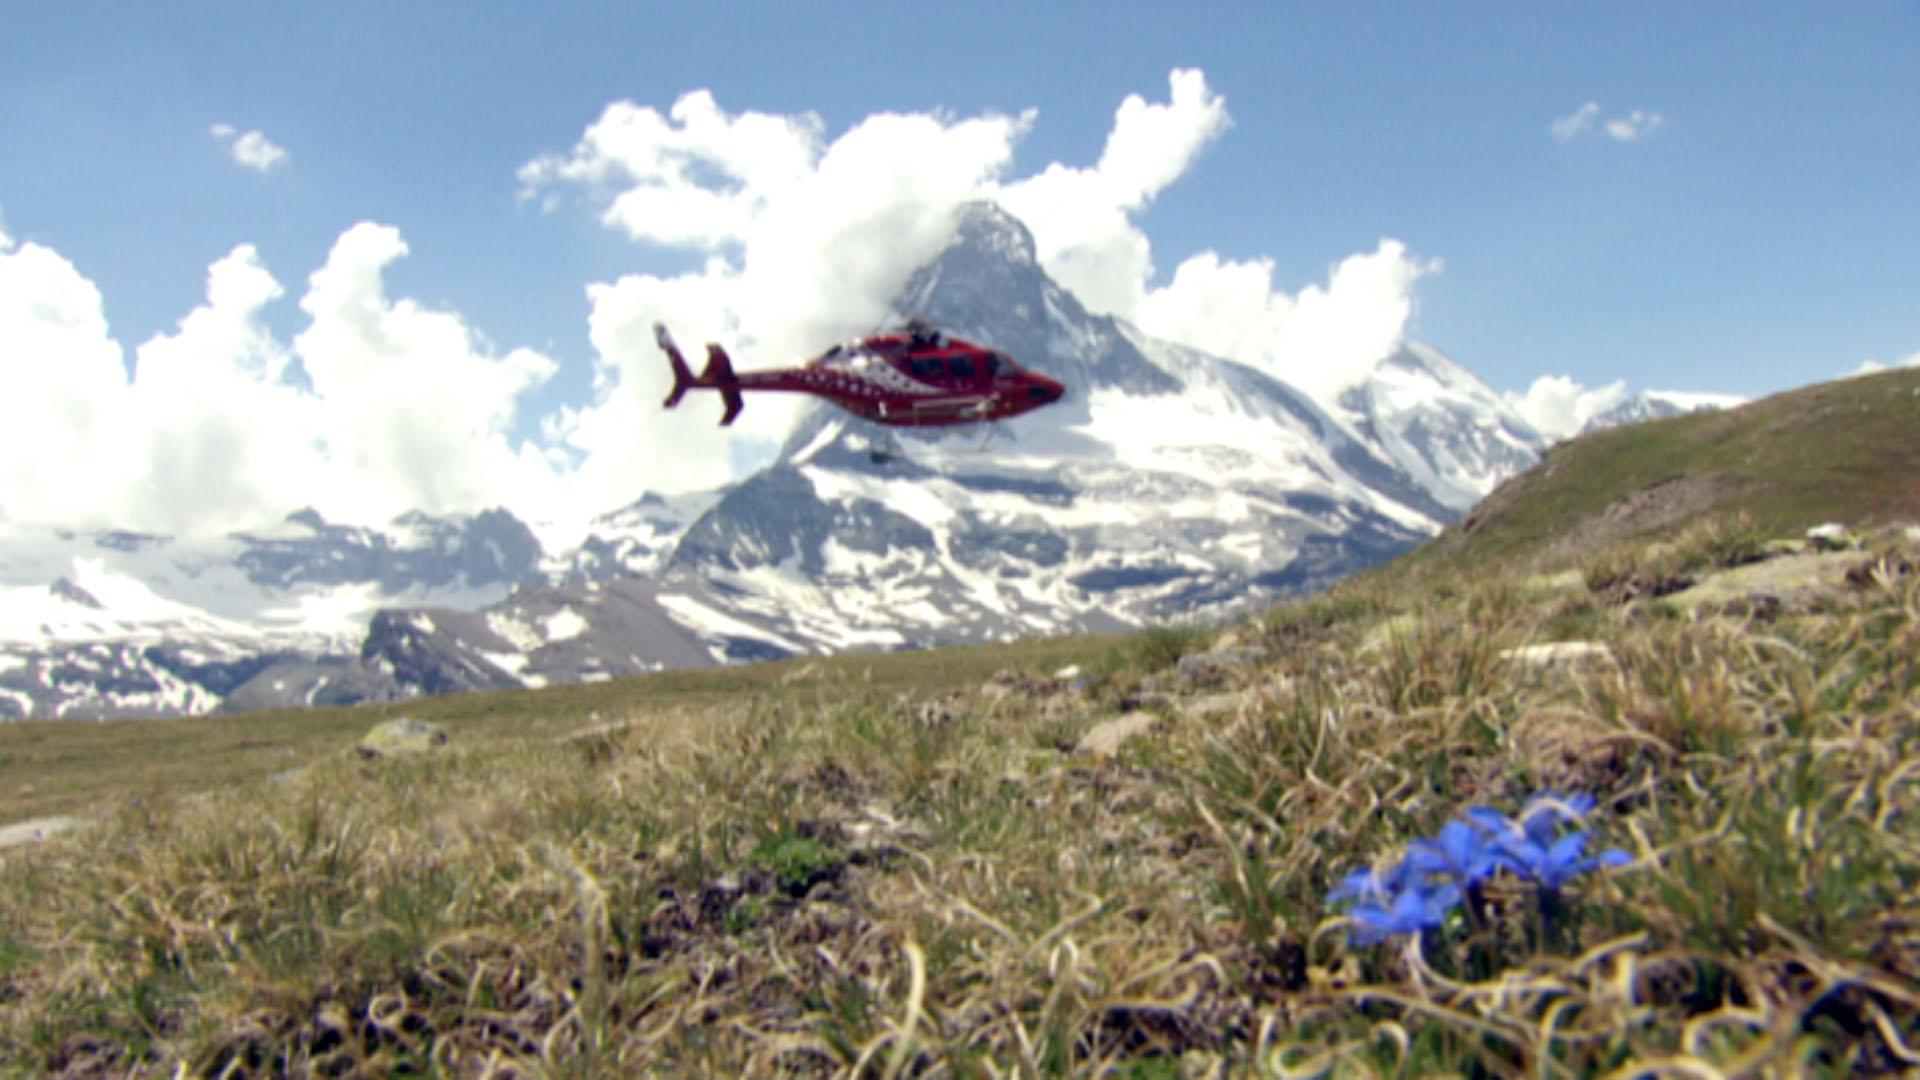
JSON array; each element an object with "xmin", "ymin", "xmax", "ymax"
[
  {"xmin": 950, "ymin": 355, "xmax": 975, "ymax": 379},
  {"xmin": 986, "ymin": 353, "xmax": 1008, "ymax": 377},
  {"xmin": 911, "ymin": 357, "xmax": 942, "ymax": 380}
]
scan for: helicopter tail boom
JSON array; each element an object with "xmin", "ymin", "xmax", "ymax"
[{"xmin": 654, "ymin": 323, "xmax": 743, "ymax": 426}]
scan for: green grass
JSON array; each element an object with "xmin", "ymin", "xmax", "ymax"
[
  {"xmin": 0, "ymin": 633, "xmax": 1121, "ymax": 823},
  {"xmin": 1, "ymin": 523, "xmax": 1914, "ymax": 1075},
  {"xmin": 1416, "ymin": 366, "xmax": 1920, "ymax": 575}
]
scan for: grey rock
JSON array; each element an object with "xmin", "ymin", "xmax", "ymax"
[
  {"xmin": 1805, "ymin": 522, "xmax": 1855, "ymax": 551},
  {"xmin": 357, "ymin": 716, "xmax": 449, "ymax": 759},
  {"xmin": 1175, "ymin": 647, "xmax": 1266, "ymax": 687},
  {"xmin": 0, "ymin": 815, "xmax": 89, "ymax": 850},
  {"xmin": 1076, "ymin": 712, "xmax": 1160, "ymax": 758},
  {"xmin": 1501, "ymin": 642, "xmax": 1618, "ymax": 669}
]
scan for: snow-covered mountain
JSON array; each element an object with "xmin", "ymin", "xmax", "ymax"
[
  {"xmin": 611, "ymin": 203, "xmax": 1489, "ymax": 663},
  {"xmin": 0, "ymin": 509, "xmax": 541, "ymax": 718},
  {"xmin": 1572, "ymin": 390, "xmax": 1742, "ymax": 437},
  {"xmin": 1333, "ymin": 342, "xmax": 1545, "ymax": 512},
  {"xmin": 4, "ymin": 201, "xmax": 1564, "ymax": 720}
]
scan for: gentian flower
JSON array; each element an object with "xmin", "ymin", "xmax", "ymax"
[
  {"xmin": 1326, "ymin": 856, "xmax": 1421, "ymax": 907},
  {"xmin": 1466, "ymin": 794, "xmax": 1629, "ymax": 891},
  {"xmin": 1328, "ymin": 791, "xmax": 1631, "ymax": 947},
  {"xmin": 1404, "ymin": 819, "xmax": 1501, "ymax": 886},
  {"xmin": 1346, "ymin": 881, "xmax": 1462, "ymax": 946}
]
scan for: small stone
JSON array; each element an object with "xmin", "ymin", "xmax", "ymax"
[
  {"xmin": 1501, "ymin": 642, "xmax": 1617, "ymax": 669},
  {"xmin": 1175, "ymin": 647, "xmax": 1263, "ymax": 686},
  {"xmin": 357, "ymin": 716, "xmax": 450, "ymax": 760},
  {"xmin": 1179, "ymin": 692, "xmax": 1247, "ymax": 721},
  {"xmin": 1052, "ymin": 664, "xmax": 1082, "ymax": 680},
  {"xmin": 1076, "ymin": 711, "xmax": 1158, "ymax": 758},
  {"xmin": 1806, "ymin": 523, "xmax": 1855, "ymax": 551},
  {"xmin": 0, "ymin": 815, "xmax": 88, "ymax": 851}
]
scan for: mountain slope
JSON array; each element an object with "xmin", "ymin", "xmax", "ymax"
[{"xmin": 1421, "ymin": 365, "xmax": 1920, "ymax": 570}]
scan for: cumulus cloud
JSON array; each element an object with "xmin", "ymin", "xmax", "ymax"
[
  {"xmin": 1136, "ymin": 241, "xmax": 1440, "ymax": 402},
  {"xmin": 521, "ymin": 89, "xmax": 1033, "ymax": 508},
  {"xmin": 0, "ymin": 238, "xmax": 139, "ymax": 526},
  {"xmin": 1550, "ymin": 102, "xmax": 1602, "ymax": 143},
  {"xmin": 0, "ymin": 222, "xmax": 563, "ymax": 535},
  {"xmin": 2, "ymin": 69, "xmax": 1451, "ymax": 534},
  {"xmin": 995, "ymin": 68, "xmax": 1230, "ymax": 316},
  {"xmin": 290, "ymin": 223, "xmax": 565, "ymax": 524},
  {"xmin": 1603, "ymin": 110, "xmax": 1664, "ymax": 141},
  {"xmin": 520, "ymin": 67, "xmax": 1432, "ymax": 496},
  {"xmin": 1503, "ymin": 374, "xmax": 1632, "ymax": 441},
  {"xmin": 1850, "ymin": 350, "xmax": 1920, "ymax": 378},
  {"xmin": 1551, "ymin": 102, "xmax": 1664, "ymax": 143},
  {"xmin": 211, "ymin": 122, "xmax": 290, "ymax": 173}
]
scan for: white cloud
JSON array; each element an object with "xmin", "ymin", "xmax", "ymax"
[
  {"xmin": 1136, "ymin": 241, "xmax": 1440, "ymax": 402},
  {"xmin": 527, "ymin": 67, "xmax": 1430, "ymax": 494},
  {"xmin": 126, "ymin": 244, "xmax": 313, "ymax": 529},
  {"xmin": 521, "ymin": 89, "xmax": 1032, "ymax": 508},
  {"xmin": 518, "ymin": 91, "xmax": 822, "ymax": 248},
  {"xmin": 0, "ymin": 222, "xmax": 564, "ymax": 535},
  {"xmin": 211, "ymin": 122, "xmax": 290, "ymax": 173},
  {"xmin": 1850, "ymin": 350, "xmax": 1920, "ymax": 378},
  {"xmin": 1, "ymin": 69, "xmax": 1454, "ymax": 535},
  {"xmin": 995, "ymin": 68, "xmax": 1230, "ymax": 316},
  {"xmin": 1503, "ymin": 374, "xmax": 1632, "ymax": 441},
  {"xmin": 289, "ymin": 223, "xmax": 564, "ymax": 525},
  {"xmin": 1551, "ymin": 102, "xmax": 1663, "ymax": 143},
  {"xmin": 1550, "ymin": 102, "xmax": 1602, "ymax": 143},
  {"xmin": 0, "ymin": 239, "xmax": 139, "ymax": 526},
  {"xmin": 1603, "ymin": 110, "xmax": 1664, "ymax": 141},
  {"xmin": 0, "ymin": 204, "xmax": 11, "ymax": 250}
]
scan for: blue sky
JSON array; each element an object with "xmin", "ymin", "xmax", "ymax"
[{"xmin": 2, "ymin": 4, "xmax": 1916, "ymax": 533}]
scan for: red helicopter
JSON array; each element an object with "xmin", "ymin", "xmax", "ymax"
[{"xmin": 654, "ymin": 320, "xmax": 1065, "ymax": 428}]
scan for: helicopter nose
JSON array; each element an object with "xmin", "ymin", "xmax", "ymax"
[{"xmin": 1028, "ymin": 378, "xmax": 1065, "ymax": 403}]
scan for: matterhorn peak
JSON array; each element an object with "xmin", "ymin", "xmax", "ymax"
[{"xmin": 947, "ymin": 201, "xmax": 1038, "ymax": 267}]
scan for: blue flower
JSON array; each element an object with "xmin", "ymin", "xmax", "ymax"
[
  {"xmin": 1404, "ymin": 819, "xmax": 1501, "ymax": 886},
  {"xmin": 1327, "ymin": 791, "xmax": 1629, "ymax": 947},
  {"xmin": 1465, "ymin": 795, "xmax": 1630, "ymax": 891},
  {"xmin": 1518, "ymin": 792, "xmax": 1596, "ymax": 840},
  {"xmin": 1346, "ymin": 881, "xmax": 1462, "ymax": 946},
  {"xmin": 1326, "ymin": 857, "xmax": 1420, "ymax": 907}
]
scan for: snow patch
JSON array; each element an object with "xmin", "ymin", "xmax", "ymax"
[
  {"xmin": 789, "ymin": 419, "xmax": 846, "ymax": 467},
  {"xmin": 485, "ymin": 612, "xmax": 545, "ymax": 653},
  {"xmin": 543, "ymin": 607, "xmax": 587, "ymax": 642},
  {"xmin": 658, "ymin": 592, "xmax": 806, "ymax": 653}
]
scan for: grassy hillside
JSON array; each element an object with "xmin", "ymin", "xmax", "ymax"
[
  {"xmin": 0, "ymin": 636, "xmax": 1122, "ymax": 825},
  {"xmin": 1415, "ymin": 366, "xmax": 1920, "ymax": 573},
  {"xmin": 0, "ymin": 372, "xmax": 1916, "ymax": 1075}
]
